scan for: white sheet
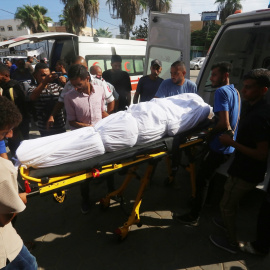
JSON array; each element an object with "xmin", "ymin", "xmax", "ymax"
[
  {"xmin": 94, "ymin": 111, "xmax": 138, "ymax": 152},
  {"xmin": 16, "ymin": 127, "xmax": 105, "ymax": 168},
  {"xmin": 127, "ymin": 101, "xmax": 167, "ymax": 145}
]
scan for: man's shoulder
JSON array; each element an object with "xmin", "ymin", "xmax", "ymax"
[{"xmin": 184, "ymin": 79, "xmax": 196, "ymax": 87}]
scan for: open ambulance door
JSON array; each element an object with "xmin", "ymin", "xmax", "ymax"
[{"xmin": 144, "ymin": 12, "xmax": 190, "ymax": 79}]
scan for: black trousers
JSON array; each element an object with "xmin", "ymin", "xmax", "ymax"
[{"xmin": 191, "ymin": 149, "xmax": 229, "ymax": 217}]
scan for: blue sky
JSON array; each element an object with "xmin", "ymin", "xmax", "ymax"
[{"xmin": 0, "ymin": 0, "xmax": 268, "ymax": 36}]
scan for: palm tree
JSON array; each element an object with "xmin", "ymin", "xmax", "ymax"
[
  {"xmin": 60, "ymin": 0, "xmax": 99, "ymax": 35},
  {"xmin": 95, "ymin": 28, "xmax": 113, "ymax": 38},
  {"xmin": 106, "ymin": 0, "xmax": 142, "ymax": 39},
  {"xmin": 141, "ymin": 0, "xmax": 172, "ymax": 13},
  {"xmin": 215, "ymin": 0, "xmax": 242, "ymax": 24},
  {"xmin": 14, "ymin": 5, "xmax": 52, "ymax": 33}
]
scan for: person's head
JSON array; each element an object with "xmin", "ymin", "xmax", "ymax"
[
  {"xmin": 0, "ymin": 65, "xmax": 10, "ymax": 84},
  {"xmin": 34, "ymin": 62, "xmax": 50, "ymax": 84},
  {"xmin": 150, "ymin": 59, "xmax": 162, "ymax": 78},
  {"xmin": 90, "ymin": 65, "xmax": 102, "ymax": 78},
  {"xmin": 27, "ymin": 56, "xmax": 33, "ymax": 63},
  {"xmin": 170, "ymin": 61, "xmax": 186, "ymax": 85},
  {"xmin": 16, "ymin": 59, "xmax": 26, "ymax": 70},
  {"xmin": 241, "ymin": 69, "xmax": 270, "ymax": 104},
  {"xmin": 68, "ymin": 64, "xmax": 90, "ymax": 93},
  {"xmin": 5, "ymin": 60, "xmax": 12, "ymax": 68},
  {"xmin": 111, "ymin": 55, "xmax": 122, "ymax": 72},
  {"xmin": 55, "ymin": 59, "xmax": 67, "ymax": 72},
  {"xmin": 210, "ymin": 62, "xmax": 232, "ymax": 88},
  {"xmin": 0, "ymin": 96, "xmax": 22, "ymax": 140},
  {"xmin": 71, "ymin": 56, "xmax": 88, "ymax": 69}
]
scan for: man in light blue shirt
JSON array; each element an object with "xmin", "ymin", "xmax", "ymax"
[{"xmin": 155, "ymin": 60, "xmax": 197, "ymax": 98}]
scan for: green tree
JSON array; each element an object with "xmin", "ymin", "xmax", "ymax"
[
  {"xmin": 191, "ymin": 23, "xmax": 221, "ymax": 51},
  {"xmin": 106, "ymin": 0, "xmax": 142, "ymax": 39},
  {"xmin": 95, "ymin": 27, "xmax": 113, "ymax": 38},
  {"xmin": 140, "ymin": 0, "xmax": 172, "ymax": 13},
  {"xmin": 60, "ymin": 0, "xmax": 99, "ymax": 35},
  {"xmin": 132, "ymin": 18, "xmax": 148, "ymax": 39},
  {"xmin": 107, "ymin": 0, "xmax": 171, "ymax": 39},
  {"xmin": 59, "ymin": 6, "xmax": 75, "ymax": 34},
  {"xmin": 215, "ymin": 0, "xmax": 242, "ymax": 24},
  {"xmin": 14, "ymin": 5, "xmax": 52, "ymax": 33}
]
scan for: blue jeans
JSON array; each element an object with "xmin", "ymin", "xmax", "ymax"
[{"xmin": 4, "ymin": 245, "xmax": 37, "ymax": 270}]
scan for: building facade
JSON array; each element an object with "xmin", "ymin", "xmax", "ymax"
[{"xmin": 0, "ymin": 19, "xmax": 30, "ymax": 41}]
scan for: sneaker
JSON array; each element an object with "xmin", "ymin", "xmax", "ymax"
[
  {"xmin": 239, "ymin": 241, "xmax": 267, "ymax": 256},
  {"xmin": 81, "ymin": 200, "xmax": 91, "ymax": 214},
  {"xmin": 209, "ymin": 234, "xmax": 238, "ymax": 254},
  {"xmin": 212, "ymin": 216, "xmax": 226, "ymax": 231},
  {"xmin": 172, "ymin": 212, "xmax": 199, "ymax": 227}
]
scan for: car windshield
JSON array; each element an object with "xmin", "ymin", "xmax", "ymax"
[{"xmin": 191, "ymin": 57, "xmax": 200, "ymax": 62}]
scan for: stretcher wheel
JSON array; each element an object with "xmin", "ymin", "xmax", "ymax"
[
  {"xmin": 137, "ymin": 222, "xmax": 142, "ymax": 228},
  {"xmin": 53, "ymin": 190, "xmax": 66, "ymax": 203},
  {"xmin": 114, "ymin": 227, "xmax": 128, "ymax": 240}
]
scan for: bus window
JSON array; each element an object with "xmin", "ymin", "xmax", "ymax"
[
  {"xmin": 134, "ymin": 59, "xmax": 144, "ymax": 73},
  {"xmin": 105, "ymin": 59, "xmax": 111, "ymax": 71},
  {"xmin": 87, "ymin": 59, "xmax": 105, "ymax": 71},
  {"xmin": 122, "ymin": 58, "xmax": 134, "ymax": 74}
]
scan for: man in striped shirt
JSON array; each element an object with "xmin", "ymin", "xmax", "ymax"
[{"xmin": 28, "ymin": 63, "xmax": 66, "ymax": 137}]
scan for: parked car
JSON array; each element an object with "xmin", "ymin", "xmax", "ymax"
[{"xmin": 190, "ymin": 57, "xmax": 205, "ymax": 70}]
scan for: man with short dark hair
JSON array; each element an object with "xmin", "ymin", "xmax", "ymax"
[
  {"xmin": 0, "ymin": 95, "xmax": 38, "ymax": 270},
  {"xmin": 133, "ymin": 59, "xmax": 163, "ymax": 103},
  {"xmin": 155, "ymin": 61, "xmax": 197, "ymax": 97},
  {"xmin": 102, "ymin": 55, "xmax": 132, "ymax": 111},
  {"xmin": 28, "ymin": 63, "xmax": 66, "ymax": 136},
  {"xmin": 173, "ymin": 62, "xmax": 240, "ymax": 226},
  {"xmin": 210, "ymin": 68, "xmax": 270, "ymax": 254},
  {"xmin": 64, "ymin": 64, "xmax": 107, "ymax": 129}
]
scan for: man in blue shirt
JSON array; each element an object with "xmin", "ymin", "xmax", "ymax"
[
  {"xmin": 173, "ymin": 62, "xmax": 240, "ymax": 226},
  {"xmin": 155, "ymin": 60, "xmax": 197, "ymax": 97},
  {"xmin": 133, "ymin": 59, "xmax": 163, "ymax": 103}
]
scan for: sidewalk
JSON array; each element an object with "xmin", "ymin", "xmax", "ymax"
[{"xmin": 14, "ymin": 137, "xmax": 269, "ymax": 270}]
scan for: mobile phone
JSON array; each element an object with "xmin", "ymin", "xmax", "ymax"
[{"xmin": 55, "ymin": 72, "xmax": 63, "ymax": 76}]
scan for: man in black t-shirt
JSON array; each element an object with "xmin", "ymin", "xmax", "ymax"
[
  {"xmin": 133, "ymin": 59, "xmax": 163, "ymax": 103},
  {"xmin": 210, "ymin": 69, "xmax": 270, "ymax": 254},
  {"xmin": 102, "ymin": 55, "xmax": 131, "ymax": 111}
]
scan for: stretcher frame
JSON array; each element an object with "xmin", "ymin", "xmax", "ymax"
[{"xmin": 20, "ymin": 124, "xmax": 209, "ymax": 239}]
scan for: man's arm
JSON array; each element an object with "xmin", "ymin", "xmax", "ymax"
[
  {"xmin": 46, "ymin": 101, "xmax": 64, "ymax": 130},
  {"xmin": 220, "ymin": 135, "xmax": 269, "ymax": 161},
  {"xmin": 29, "ymin": 73, "xmax": 57, "ymax": 101},
  {"xmin": 107, "ymin": 100, "xmax": 115, "ymax": 114},
  {"xmin": 207, "ymin": 110, "xmax": 230, "ymax": 142},
  {"xmin": 69, "ymin": 121, "xmax": 92, "ymax": 129},
  {"xmin": 0, "ymin": 213, "xmax": 16, "ymax": 227}
]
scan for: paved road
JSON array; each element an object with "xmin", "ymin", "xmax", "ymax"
[{"xmin": 189, "ymin": 70, "xmax": 200, "ymax": 83}]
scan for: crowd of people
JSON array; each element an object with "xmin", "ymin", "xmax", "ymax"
[{"xmin": 1, "ymin": 54, "xmax": 270, "ymax": 268}]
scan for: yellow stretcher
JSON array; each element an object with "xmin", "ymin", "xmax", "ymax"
[{"xmin": 20, "ymin": 122, "xmax": 209, "ymax": 240}]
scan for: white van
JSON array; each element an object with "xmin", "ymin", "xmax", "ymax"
[{"xmin": 0, "ymin": 33, "xmax": 146, "ymax": 91}]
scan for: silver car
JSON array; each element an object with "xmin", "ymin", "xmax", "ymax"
[{"xmin": 190, "ymin": 57, "xmax": 205, "ymax": 70}]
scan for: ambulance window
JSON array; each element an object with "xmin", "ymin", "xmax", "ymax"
[
  {"xmin": 122, "ymin": 59, "xmax": 134, "ymax": 74},
  {"xmin": 147, "ymin": 47, "xmax": 181, "ymax": 79},
  {"xmin": 87, "ymin": 59, "xmax": 105, "ymax": 71},
  {"xmin": 134, "ymin": 59, "xmax": 144, "ymax": 73}
]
